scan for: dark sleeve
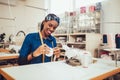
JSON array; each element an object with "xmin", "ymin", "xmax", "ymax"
[{"xmin": 18, "ymin": 34, "xmax": 31, "ymax": 65}]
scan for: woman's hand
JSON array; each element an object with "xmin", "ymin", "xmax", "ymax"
[
  {"xmin": 33, "ymin": 44, "xmax": 50, "ymax": 57},
  {"xmin": 53, "ymin": 47, "xmax": 60, "ymax": 58},
  {"xmin": 27, "ymin": 44, "xmax": 51, "ymax": 61}
]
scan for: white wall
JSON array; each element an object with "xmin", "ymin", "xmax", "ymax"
[
  {"xmin": 0, "ymin": 0, "xmax": 46, "ymax": 41},
  {"xmin": 1, "ymin": 0, "xmax": 120, "ymax": 42},
  {"xmin": 101, "ymin": 0, "xmax": 120, "ymax": 34},
  {"xmin": 47, "ymin": 0, "xmax": 73, "ymax": 15}
]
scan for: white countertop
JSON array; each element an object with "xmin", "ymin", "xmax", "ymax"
[
  {"xmin": 0, "ymin": 59, "xmax": 120, "ymax": 80},
  {"xmin": 0, "ymin": 52, "xmax": 19, "ymax": 56},
  {"xmin": 0, "ymin": 52, "xmax": 19, "ymax": 60},
  {"xmin": 103, "ymin": 48, "xmax": 120, "ymax": 51}
]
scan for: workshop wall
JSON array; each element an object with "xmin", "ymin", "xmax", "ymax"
[{"xmin": 0, "ymin": 0, "xmax": 46, "ymax": 42}]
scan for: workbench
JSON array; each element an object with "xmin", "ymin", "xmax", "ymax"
[
  {"xmin": 0, "ymin": 59, "xmax": 120, "ymax": 80},
  {"xmin": 0, "ymin": 52, "xmax": 19, "ymax": 60},
  {"xmin": 0, "ymin": 52, "xmax": 19, "ymax": 68}
]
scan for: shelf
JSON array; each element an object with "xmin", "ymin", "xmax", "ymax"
[
  {"xmin": 54, "ymin": 33, "xmax": 102, "ymax": 56},
  {"xmin": 69, "ymin": 33, "xmax": 87, "ymax": 36},
  {"xmin": 67, "ymin": 42, "xmax": 86, "ymax": 44},
  {"xmin": 52, "ymin": 34, "xmax": 68, "ymax": 37},
  {"xmin": 56, "ymin": 41, "xmax": 67, "ymax": 43}
]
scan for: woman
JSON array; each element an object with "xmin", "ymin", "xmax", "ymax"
[{"xmin": 18, "ymin": 13, "xmax": 60, "ymax": 65}]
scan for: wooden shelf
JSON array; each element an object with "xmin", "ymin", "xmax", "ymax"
[
  {"xmin": 52, "ymin": 34, "xmax": 67, "ymax": 36},
  {"xmin": 54, "ymin": 33, "xmax": 102, "ymax": 56},
  {"xmin": 67, "ymin": 42, "xmax": 86, "ymax": 44},
  {"xmin": 69, "ymin": 33, "xmax": 87, "ymax": 36}
]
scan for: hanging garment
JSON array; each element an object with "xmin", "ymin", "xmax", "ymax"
[
  {"xmin": 115, "ymin": 34, "xmax": 120, "ymax": 48},
  {"xmin": 103, "ymin": 34, "xmax": 107, "ymax": 44}
]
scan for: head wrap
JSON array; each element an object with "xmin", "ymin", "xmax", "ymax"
[{"xmin": 45, "ymin": 13, "xmax": 60, "ymax": 25}]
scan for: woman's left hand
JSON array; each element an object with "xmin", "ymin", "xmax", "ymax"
[{"xmin": 53, "ymin": 47, "xmax": 60, "ymax": 58}]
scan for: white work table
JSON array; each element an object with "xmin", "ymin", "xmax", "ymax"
[
  {"xmin": 0, "ymin": 52, "xmax": 19, "ymax": 60},
  {"xmin": 103, "ymin": 48, "xmax": 120, "ymax": 67},
  {"xmin": 0, "ymin": 59, "xmax": 120, "ymax": 80}
]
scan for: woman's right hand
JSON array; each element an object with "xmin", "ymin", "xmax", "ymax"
[{"xmin": 32, "ymin": 44, "xmax": 50, "ymax": 57}]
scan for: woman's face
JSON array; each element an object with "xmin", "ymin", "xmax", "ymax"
[{"xmin": 42, "ymin": 20, "xmax": 58, "ymax": 36}]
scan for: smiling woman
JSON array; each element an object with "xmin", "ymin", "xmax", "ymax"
[{"xmin": 18, "ymin": 13, "xmax": 61, "ymax": 65}]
